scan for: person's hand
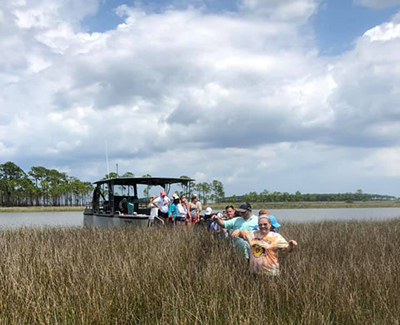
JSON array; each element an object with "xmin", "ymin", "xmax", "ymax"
[
  {"xmin": 289, "ymin": 240, "xmax": 297, "ymax": 246},
  {"xmin": 231, "ymin": 230, "xmax": 241, "ymax": 238}
]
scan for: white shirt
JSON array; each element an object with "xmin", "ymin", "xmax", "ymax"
[
  {"xmin": 177, "ymin": 203, "xmax": 187, "ymax": 218},
  {"xmin": 154, "ymin": 196, "xmax": 170, "ymax": 213}
]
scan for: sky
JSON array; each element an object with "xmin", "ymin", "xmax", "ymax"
[{"xmin": 1, "ymin": 0, "xmax": 400, "ymax": 197}]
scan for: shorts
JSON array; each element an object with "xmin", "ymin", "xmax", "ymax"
[
  {"xmin": 175, "ymin": 217, "xmax": 186, "ymax": 224},
  {"xmin": 158, "ymin": 211, "xmax": 169, "ymax": 219}
]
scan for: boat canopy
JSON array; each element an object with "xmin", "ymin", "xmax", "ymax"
[{"xmin": 93, "ymin": 177, "xmax": 195, "ymax": 187}]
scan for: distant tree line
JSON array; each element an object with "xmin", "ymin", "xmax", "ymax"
[
  {"xmin": 0, "ymin": 161, "xmax": 93, "ymax": 207},
  {"xmin": 2, "ymin": 161, "xmax": 396, "ymax": 207},
  {"xmin": 225, "ymin": 189, "xmax": 398, "ymax": 203},
  {"xmin": 179, "ymin": 177, "xmax": 225, "ymax": 205}
]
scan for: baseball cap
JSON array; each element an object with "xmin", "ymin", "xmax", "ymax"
[
  {"xmin": 205, "ymin": 207, "xmax": 213, "ymax": 215},
  {"xmin": 237, "ymin": 202, "xmax": 252, "ymax": 213},
  {"xmin": 268, "ymin": 215, "xmax": 281, "ymax": 228}
]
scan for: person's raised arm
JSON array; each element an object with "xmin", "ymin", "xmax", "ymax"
[
  {"xmin": 282, "ymin": 240, "xmax": 297, "ymax": 253},
  {"xmin": 211, "ymin": 214, "xmax": 225, "ymax": 228}
]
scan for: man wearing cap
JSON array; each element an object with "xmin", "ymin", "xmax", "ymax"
[
  {"xmin": 154, "ymin": 191, "xmax": 171, "ymax": 223},
  {"xmin": 212, "ymin": 202, "xmax": 258, "ymax": 259}
]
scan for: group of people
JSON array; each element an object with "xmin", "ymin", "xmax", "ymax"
[
  {"xmin": 148, "ymin": 191, "xmax": 203, "ymax": 225},
  {"xmin": 149, "ymin": 191, "xmax": 297, "ymax": 276}
]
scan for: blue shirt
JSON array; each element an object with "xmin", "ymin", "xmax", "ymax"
[
  {"xmin": 223, "ymin": 215, "xmax": 258, "ymax": 231},
  {"xmin": 168, "ymin": 203, "xmax": 178, "ymax": 218}
]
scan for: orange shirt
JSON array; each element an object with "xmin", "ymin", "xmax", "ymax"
[{"xmin": 244, "ymin": 231, "xmax": 289, "ymax": 275}]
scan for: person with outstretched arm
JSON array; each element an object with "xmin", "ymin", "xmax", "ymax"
[
  {"xmin": 232, "ymin": 215, "xmax": 297, "ymax": 276},
  {"xmin": 211, "ymin": 202, "xmax": 258, "ymax": 260}
]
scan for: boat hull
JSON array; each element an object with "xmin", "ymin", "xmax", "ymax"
[{"xmin": 83, "ymin": 214, "xmax": 150, "ymax": 227}]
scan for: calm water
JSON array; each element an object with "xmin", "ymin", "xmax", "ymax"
[{"xmin": 0, "ymin": 208, "xmax": 400, "ymax": 229}]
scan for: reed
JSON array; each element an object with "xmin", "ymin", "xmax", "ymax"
[{"xmin": 0, "ymin": 220, "xmax": 399, "ymax": 324}]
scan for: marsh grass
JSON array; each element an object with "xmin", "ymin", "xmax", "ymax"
[{"xmin": 0, "ymin": 220, "xmax": 399, "ymax": 324}]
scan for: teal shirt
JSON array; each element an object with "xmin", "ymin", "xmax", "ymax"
[
  {"xmin": 223, "ymin": 215, "xmax": 258, "ymax": 259},
  {"xmin": 223, "ymin": 215, "xmax": 258, "ymax": 231}
]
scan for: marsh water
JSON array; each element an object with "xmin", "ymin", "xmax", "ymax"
[{"xmin": 0, "ymin": 208, "xmax": 400, "ymax": 229}]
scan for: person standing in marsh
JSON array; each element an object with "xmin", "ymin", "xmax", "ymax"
[
  {"xmin": 147, "ymin": 194, "xmax": 159, "ymax": 226},
  {"xmin": 258, "ymin": 209, "xmax": 281, "ymax": 233},
  {"xmin": 194, "ymin": 194, "xmax": 202, "ymax": 216},
  {"xmin": 211, "ymin": 202, "xmax": 258, "ymax": 259},
  {"xmin": 176, "ymin": 195, "xmax": 189, "ymax": 225},
  {"xmin": 232, "ymin": 215, "xmax": 297, "ymax": 276},
  {"xmin": 188, "ymin": 195, "xmax": 200, "ymax": 224},
  {"xmin": 154, "ymin": 191, "xmax": 171, "ymax": 224}
]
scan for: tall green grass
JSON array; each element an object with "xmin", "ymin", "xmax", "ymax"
[{"xmin": 0, "ymin": 220, "xmax": 399, "ymax": 324}]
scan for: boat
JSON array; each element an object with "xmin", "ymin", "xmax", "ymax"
[{"xmin": 83, "ymin": 176, "xmax": 195, "ymax": 227}]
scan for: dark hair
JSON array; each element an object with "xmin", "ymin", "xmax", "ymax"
[{"xmin": 225, "ymin": 205, "xmax": 235, "ymax": 210}]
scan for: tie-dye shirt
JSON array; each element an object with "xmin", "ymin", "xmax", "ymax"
[{"xmin": 242, "ymin": 231, "xmax": 289, "ymax": 276}]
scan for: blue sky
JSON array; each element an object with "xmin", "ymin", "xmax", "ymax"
[
  {"xmin": 83, "ymin": 0, "xmax": 400, "ymax": 55},
  {"xmin": 2, "ymin": 0, "xmax": 400, "ymax": 197},
  {"xmin": 314, "ymin": 0, "xmax": 400, "ymax": 55}
]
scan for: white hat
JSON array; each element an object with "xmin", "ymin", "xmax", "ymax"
[{"xmin": 205, "ymin": 207, "xmax": 212, "ymax": 215}]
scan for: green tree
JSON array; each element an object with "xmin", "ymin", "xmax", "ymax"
[
  {"xmin": 210, "ymin": 179, "xmax": 225, "ymax": 203},
  {"xmin": 195, "ymin": 182, "xmax": 211, "ymax": 204},
  {"xmin": 142, "ymin": 174, "xmax": 152, "ymax": 198},
  {"xmin": 0, "ymin": 161, "xmax": 27, "ymax": 206},
  {"xmin": 180, "ymin": 175, "xmax": 196, "ymax": 198}
]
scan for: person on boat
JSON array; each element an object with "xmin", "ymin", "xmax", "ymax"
[
  {"xmin": 232, "ymin": 215, "xmax": 297, "ymax": 276},
  {"xmin": 188, "ymin": 195, "xmax": 200, "ymax": 224},
  {"xmin": 154, "ymin": 191, "xmax": 170, "ymax": 224},
  {"xmin": 257, "ymin": 209, "xmax": 281, "ymax": 233},
  {"xmin": 118, "ymin": 198, "xmax": 128, "ymax": 214},
  {"xmin": 211, "ymin": 202, "xmax": 258, "ymax": 260}
]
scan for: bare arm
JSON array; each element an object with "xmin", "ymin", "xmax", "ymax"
[
  {"xmin": 282, "ymin": 240, "xmax": 297, "ymax": 253},
  {"xmin": 211, "ymin": 215, "xmax": 225, "ymax": 228}
]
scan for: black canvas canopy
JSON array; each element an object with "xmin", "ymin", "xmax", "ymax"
[{"xmin": 93, "ymin": 177, "xmax": 195, "ymax": 187}]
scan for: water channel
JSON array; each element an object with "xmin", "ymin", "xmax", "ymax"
[{"xmin": 0, "ymin": 208, "xmax": 400, "ymax": 229}]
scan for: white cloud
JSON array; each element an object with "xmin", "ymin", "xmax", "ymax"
[
  {"xmin": 364, "ymin": 22, "xmax": 400, "ymax": 42},
  {"xmin": 1, "ymin": 0, "xmax": 400, "ymax": 196}
]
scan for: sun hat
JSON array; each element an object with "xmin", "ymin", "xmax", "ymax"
[
  {"xmin": 237, "ymin": 202, "xmax": 252, "ymax": 213},
  {"xmin": 205, "ymin": 207, "xmax": 213, "ymax": 215}
]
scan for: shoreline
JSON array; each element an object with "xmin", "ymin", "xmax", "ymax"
[
  {"xmin": 1, "ymin": 200, "xmax": 400, "ymax": 213},
  {"xmin": 208, "ymin": 200, "xmax": 400, "ymax": 210},
  {"xmin": 0, "ymin": 206, "xmax": 85, "ymax": 213}
]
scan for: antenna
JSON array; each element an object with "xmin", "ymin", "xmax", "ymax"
[{"xmin": 105, "ymin": 139, "xmax": 110, "ymax": 178}]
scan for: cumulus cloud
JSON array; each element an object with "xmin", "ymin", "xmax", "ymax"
[{"xmin": 1, "ymin": 0, "xmax": 400, "ymax": 196}]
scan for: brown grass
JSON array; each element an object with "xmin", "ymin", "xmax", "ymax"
[{"xmin": 0, "ymin": 220, "xmax": 399, "ymax": 324}]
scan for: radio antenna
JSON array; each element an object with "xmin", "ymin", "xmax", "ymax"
[{"xmin": 105, "ymin": 139, "xmax": 110, "ymax": 178}]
